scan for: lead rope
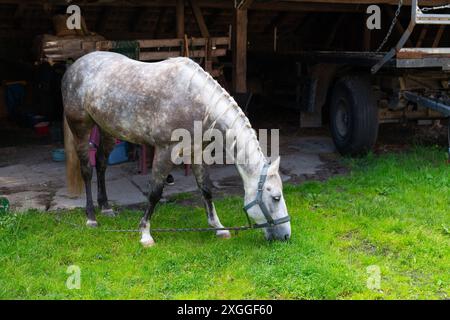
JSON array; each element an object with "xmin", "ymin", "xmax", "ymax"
[
  {"xmin": 448, "ymin": 119, "xmax": 450, "ymax": 164},
  {"xmin": 53, "ymin": 210, "xmax": 259, "ymax": 234}
]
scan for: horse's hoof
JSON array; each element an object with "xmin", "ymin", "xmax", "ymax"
[
  {"xmin": 86, "ymin": 220, "xmax": 98, "ymax": 228},
  {"xmin": 140, "ymin": 239, "xmax": 155, "ymax": 247},
  {"xmin": 216, "ymin": 230, "xmax": 231, "ymax": 239},
  {"xmin": 101, "ymin": 208, "xmax": 116, "ymax": 217}
]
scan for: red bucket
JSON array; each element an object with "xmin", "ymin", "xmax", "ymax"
[{"xmin": 34, "ymin": 122, "xmax": 50, "ymax": 136}]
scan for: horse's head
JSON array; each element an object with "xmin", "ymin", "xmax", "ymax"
[{"xmin": 244, "ymin": 157, "xmax": 291, "ymax": 241}]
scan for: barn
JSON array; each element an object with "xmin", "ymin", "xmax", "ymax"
[
  {"xmin": 0, "ymin": 0, "xmax": 449, "ymax": 300},
  {"xmin": 1, "ymin": 0, "xmax": 449, "ymax": 150}
]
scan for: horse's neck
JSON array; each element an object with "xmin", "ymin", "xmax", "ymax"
[
  {"xmin": 215, "ymin": 107, "xmax": 265, "ymax": 183},
  {"xmin": 191, "ymin": 64, "xmax": 266, "ymax": 186}
]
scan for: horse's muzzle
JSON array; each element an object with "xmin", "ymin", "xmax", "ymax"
[{"xmin": 264, "ymin": 221, "xmax": 291, "ymax": 241}]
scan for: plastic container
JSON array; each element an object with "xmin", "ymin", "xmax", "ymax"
[
  {"xmin": 24, "ymin": 115, "xmax": 48, "ymax": 128},
  {"xmin": 108, "ymin": 142, "xmax": 128, "ymax": 165},
  {"xmin": 52, "ymin": 148, "xmax": 65, "ymax": 162},
  {"xmin": 33, "ymin": 115, "xmax": 47, "ymax": 125},
  {"xmin": 34, "ymin": 122, "xmax": 50, "ymax": 136},
  {"xmin": 0, "ymin": 197, "xmax": 9, "ymax": 214}
]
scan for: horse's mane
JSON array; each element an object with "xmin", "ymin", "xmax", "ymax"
[{"xmin": 170, "ymin": 57, "xmax": 265, "ymax": 162}]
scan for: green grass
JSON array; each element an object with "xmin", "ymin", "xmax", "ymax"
[{"xmin": 0, "ymin": 146, "xmax": 449, "ymax": 299}]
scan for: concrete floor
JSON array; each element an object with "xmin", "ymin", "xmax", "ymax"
[{"xmin": 0, "ymin": 135, "xmax": 337, "ymax": 212}]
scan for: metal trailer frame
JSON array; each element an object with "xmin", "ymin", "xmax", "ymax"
[
  {"xmin": 293, "ymin": 1, "xmax": 450, "ymax": 156},
  {"xmin": 372, "ymin": 0, "xmax": 450, "ymax": 73},
  {"xmin": 403, "ymin": 91, "xmax": 450, "ymax": 161},
  {"xmin": 296, "ymin": 52, "xmax": 450, "ymax": 156},
  {"xmin": 375, "ymin": 0, "xmax": 450, "ymax": 159}
]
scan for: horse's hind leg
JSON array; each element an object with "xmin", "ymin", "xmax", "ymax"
[
  {"xmin": 96, "ymin": 131, "xmax": 115, "ymax": 216},
  {"xmin": 139, "ymin": 146, "xmax": 173, "ymax": 247},
  {"xmin": 70, "ymin": 122, "xmax": 97, "ymax": 227},
  {"xmin": 192, "ymin": 164, "xmax": 231, "ymax": 239}
]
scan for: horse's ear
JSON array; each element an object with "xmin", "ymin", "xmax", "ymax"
[{"xmin": 267, "ymin": 157, "xmax": 280, "ymax": 176}]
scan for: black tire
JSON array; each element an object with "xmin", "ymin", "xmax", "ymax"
[{"xmin": 329, "ymin": 75, "xmax": 379, "ymax": 156}]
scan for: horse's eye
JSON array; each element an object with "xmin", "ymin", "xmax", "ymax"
[{"xmin": 272, "ymin": 195, "xmax": 281, "ymax": 202}]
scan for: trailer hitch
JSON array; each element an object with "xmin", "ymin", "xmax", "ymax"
[{"xmin": 403, "ymin": 91, "xmax": 450, "ymax": 163}]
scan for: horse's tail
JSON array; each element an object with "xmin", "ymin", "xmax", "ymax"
[{"xmin": 64, "ymin": 114, "xmax": 83, "ymax": 196}]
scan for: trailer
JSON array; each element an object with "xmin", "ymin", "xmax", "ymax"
[{"xmin": 295, "ymin": 0, "xmax": 450, "ymax": 155}]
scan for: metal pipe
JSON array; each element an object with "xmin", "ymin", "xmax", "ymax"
[{"xmin": 403, "ymin": 91, "xmax": 450, "ymax": 116}]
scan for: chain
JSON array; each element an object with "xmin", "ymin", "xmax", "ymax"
[
  {"xmin": 421, "ymin": 4, "xmax": 450, "ymax": 12},
  {"xmin": 55, "ymin": 211, "xmax": 85, "ymax": 229},
  {"xmin": 376, "ymin": 0, "xmax": 404, "ymax": 52},
  {"xmin": 54, "ymin": 211, "xmax": 257, "ymax": 234},
  {"xmin": 103, "ymin": 225, "xmax": 254, "ymax": 233}
]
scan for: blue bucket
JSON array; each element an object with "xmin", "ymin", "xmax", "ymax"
[
  {"xmin": 108, "ymin": 142, "xmax": 128, "ymax": 165},
  {"xmin": 52, "ymin": 148, "xmax": 65, "ymax": 162}
]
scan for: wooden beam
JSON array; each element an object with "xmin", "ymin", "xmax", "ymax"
[
  {"xmin": 0, "ymin": 0, "xmax": 444, "ymax": 8},
  {"xmin": 95, "ymin": 7, "xmax": 110, "ymax": 33},
  {"xmin": 13, "ymin": 3, "xmax": 26, "ymax": 29},
  {"xmin": 139, "ymin": 37, "xmax": 229, "ymax": 48},
  {"xmin": 204, "ymin": 8, "xmax": 221, "ymax": 33},
  {"xmin": 325, "ymin": 13, "xmax": 346, "ymax": 48},
  {"xmin": 363, "ymin": 23, "xmax": 372, "ymax": 51},
  {"xmin": 293, "ymin": 13, "xmax": 311, "ymax": 34},
  {"xmin": 416, "ymin": 26, "xmax": 428, "ymax": 47},
  {"xmin": 153, "ymin": 7, "xmax": 167, "ymax": 39},
  {"xmin": 41, "ymin": 1, "xmax": 52, "ymax": 19},
  {"xmin": 0, "ymin": 0, "xmax": 365, "ymax": 14},
  {"xmin": 432, "ymin": 25, "xmax": 445, "ymax": 48},
  {"xmin": 176, "ymin": 0, "xmax": 184, "ymax": 38},
  {"xmin": 279, "ymin": 0, "xmax": 446, "ymax": 4},
  {"xmin": 232, "ymin": 8, "xmax": 247, "ymax": 93},
  {"xmin": 263, "ymin": 12, "xmax": 288, "ymax": 34},
  {"xmin": 129, "ymin": 6, "xmax": 147, "ymax": 32},
  {"xmin": 190, "ymin": 0, "xmax": 210, "ymax": 38},
  {"xmin": 236, "ymin": 0, "xmax": 255, "ymax": 10}
]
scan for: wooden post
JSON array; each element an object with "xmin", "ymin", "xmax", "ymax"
[
  {"xmin": 416, "ymin": 26, "xmax": 428, "ymax": 47},
  {"xmin": 176, "ymin": 0, "xmax": 184, "ymax": 38},
  {"xmin": 232, "ymin": 8, "xmax": 247, "ymax": 93},
  {"xmin": 433, "ymin": 25, "xmax": 445, "ymax": 48}
]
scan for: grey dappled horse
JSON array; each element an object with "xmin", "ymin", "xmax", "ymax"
[{"xmin": 62, "ymin": 51, "xmax": 291, "ymax": 246}]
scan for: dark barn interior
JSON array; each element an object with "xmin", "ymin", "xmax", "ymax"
[{"xmin": 0, "ymin": 0, "xmax": 449, "ymax": 147}]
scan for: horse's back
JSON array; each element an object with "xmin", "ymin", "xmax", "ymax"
[
  {"xmin": 62, "ymin": 52, "xmax": 144, "ymax": 108},
  {"xmin": 62, "ymin": 52, "xmax": 190, "ymax": 112},
  {"xmin": 62, "ymin": 51, "xmax": 200, "ymax": 145},
  {"xmin": 62, "ymin": 52, "xmax": 125, "ymax": 115}
]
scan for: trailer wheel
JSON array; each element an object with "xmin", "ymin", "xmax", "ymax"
[{"xmin": 329, "ymin": 76, "xmax": 378, "ymax": 156}]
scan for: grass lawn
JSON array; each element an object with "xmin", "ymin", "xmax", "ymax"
[{"xmin": 0, "ymin": 146, "xmax": 449, "ymax": 299}]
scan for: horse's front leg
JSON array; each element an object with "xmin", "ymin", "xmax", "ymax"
[
  {"xmin": 139, "ymin": 146, "xmax": 173, "ymax": 247},
  {"xmin": 192, "ymin": 164, "xmax": 231, "ymax": 239}
]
